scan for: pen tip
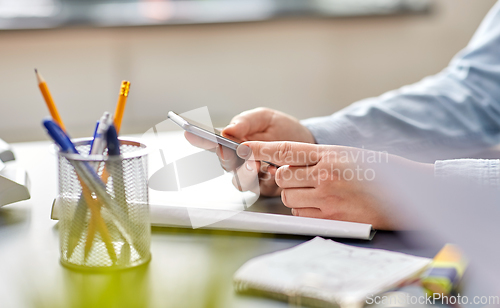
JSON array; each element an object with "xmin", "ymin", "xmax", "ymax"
[{"xmin": 34, "ymin": 68, "xmax": 38, "ymax": 74}]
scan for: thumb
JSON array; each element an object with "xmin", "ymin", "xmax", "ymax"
[
  {"xmin": 222, "ymin": 108, "xmax": 274, "ymax": 140},
  {"xmin": 222, "ymin": 120, "xmax": 250, "ymax": 141}
]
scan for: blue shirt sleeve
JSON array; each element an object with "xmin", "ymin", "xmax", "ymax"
[{"xmin": 302, "ymin": 1, "xmax": 500, "ymax": 162}]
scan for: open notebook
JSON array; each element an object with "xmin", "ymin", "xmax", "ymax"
[{"xmin": 234, "ymin": 237, "xmax": 431, "ymax": 308}]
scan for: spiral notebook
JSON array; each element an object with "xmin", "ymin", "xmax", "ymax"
[{"xmin": 234, "ymin": 237, "xmax": 431, "ymax": 308}]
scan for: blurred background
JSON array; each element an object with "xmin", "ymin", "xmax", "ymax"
[{"xmin": 0, "ymin": 0, "xmax": 496, "ymax": 143}]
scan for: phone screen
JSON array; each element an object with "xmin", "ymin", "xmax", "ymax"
[
  {"xmin": 176, "ymin": 113, "xmax": 241, "ymax": 145},
  {"xmin": 172, "ymin": 111, "xmax": 279, "ymax": 168}
]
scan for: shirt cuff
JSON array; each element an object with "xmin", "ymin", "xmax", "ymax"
[
  {"xmin": 300, "ymin": 116, "xmax": 359, "ymax": 146},
  {"xmin": 434, "ymin": 159, "xmax": 500, "ymax": 187}
]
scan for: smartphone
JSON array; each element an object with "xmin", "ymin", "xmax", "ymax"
[
  {"xmin": 168, "ymin": 111, "xmax": 279, "ymax": 167},
  {"xmin": 168, "ymin": 111, "xmax": 240, "ymax": 150}
]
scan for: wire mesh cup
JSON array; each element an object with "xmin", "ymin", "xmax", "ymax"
[{"xmin": 57, "ymin": 138, "xmax": 150, "ymax": 271}]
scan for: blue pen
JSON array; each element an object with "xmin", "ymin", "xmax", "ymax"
[
  {"xmin": 43, "ymin": 119, "xmax": 104, "ymax": 186},
  {"xmin": 105, "ymin": 123, "xmax": 132, "ymax": 262},
  {"xmin": 43, "ymin": 119, "xmax": 79, "ymax": 154},
  {"xmin": 106, "ymin": 124, "xmax": 120, "ymax": 156},
  {"xmin": 105, "ymin": 124, "xmax": 128, "ymax": 215},
  {"xmin": 89, "ymin": 121, "xmax": 99, "ymax": 152},
  {"xmin": 89, "ymin": 112, "xmax": 112, "ymax": 172},
  {"xmin": 44, "ymin": 119, "xmax": 89, "ymax": 260}
]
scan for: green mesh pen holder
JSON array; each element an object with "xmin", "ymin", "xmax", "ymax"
[{"xmin": 58, "ymin": 138, "xmax": 150, "ymax": 271}]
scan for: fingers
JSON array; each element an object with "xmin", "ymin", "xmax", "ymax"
[
  {"xmin": 283, "ymin": 189, "xmax": 325, "ymax": 219},
  {"xmin": 239, "ymin": 141, "xmax": 322, "ymax": 166},
  {"xmin": 185, "ymin": 132, "xmax": 245, "ymax": 171},
  {"xmin": 216, "ymin": 145, "xmax": 243, "ymax": 171},
  {"xmin": 184, "ymin": 131, "xmax": 217, "ymax": 151},
  {"xmin": 222, "ymin": 108, "xmax": 274, "ymax": 140},
  {"xmin": 267, "ymin": 164, "xmax": 278, "ymax": 175},
  {"xmin": 231, "ymin": 160, "xmax": 260, "ymax": 193},
  {"xmin": 257, "ymin": 164, "xmax": 282, "ymax": 196},
  {"xmin": 230, "ymin": 160, "xmax": 282, "ymax": 196},
  {"xmin": 291, "ymin": 208, "xmax": 323, "ymax": 219},
  {"xmin": 281, "ymin": 188, "xmax": 317, "ymax": 209},
  {"xmin": 259, "ymin": 176, "xmax": 282, "ymax": 197},
  {"xmin": 275, "ymin": 165, "xmax": 318, "ymax": 188}
]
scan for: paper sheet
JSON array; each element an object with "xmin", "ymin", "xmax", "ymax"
[
  {"xmin": 51, "ymin": 200, "xmax": 373, "ymax": 239},
  {"xmin": 149, "ymin": 205, "xmax": 373, "ymax": 239}
]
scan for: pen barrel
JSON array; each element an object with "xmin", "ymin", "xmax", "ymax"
[{"xmin": 57, "ymin": 138, "xmax": 150, "ymax": 271}]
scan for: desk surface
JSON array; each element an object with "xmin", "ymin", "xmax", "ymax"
[{"xmin": 0, "ymin": 132, "xmax": 444, "ymax": 308}]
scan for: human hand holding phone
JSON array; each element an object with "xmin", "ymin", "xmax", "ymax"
[
  {"xmin": 221, "ymin": 108, "xmax": 315, "ymax": 144},
  {"xmin": 177, "ymin": 109, "xmax": 315, "ymax": 197}
]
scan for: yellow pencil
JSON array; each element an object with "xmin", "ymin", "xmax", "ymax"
[
  {"xmin": 35, "ymin": 69, "xmax": 66, "ymax": 132},
  {"xmin": 35, "ymin": 69, "xmax": 117, "ymax": 263},
  {"xmin": 113, "ymin": 80, "xmax": 130, "ymax": 133},
  {"xmin": 81, "ymin": 183, "xmax": 117, "ymax": 263}
]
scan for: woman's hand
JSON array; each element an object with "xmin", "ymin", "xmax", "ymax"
[
  {"xmin": 185, "ymin": 108, "xmax": 316, "ymax": 197},
  {"xmin": 237, "ymin": 141, "xmax": 434, "ymax": 230},
  {"xmin": 223, "ymin": 108, "xmax": 315, "ymax": 196}
]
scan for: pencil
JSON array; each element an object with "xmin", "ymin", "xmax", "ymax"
[
  {"xmin": 100, "ymin": 80, "xmax": 130, "ymax": 195},
  {"xmin": 81, "ymin": 183, "xmax": 117, "ymax": 263},
  {"xmin": 113, "ymin": 80, "xmax": 130, "ymax": 133},
  {"xmin": 35, "ymin": 69, "xmax": 66, "ymax": 131}
]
